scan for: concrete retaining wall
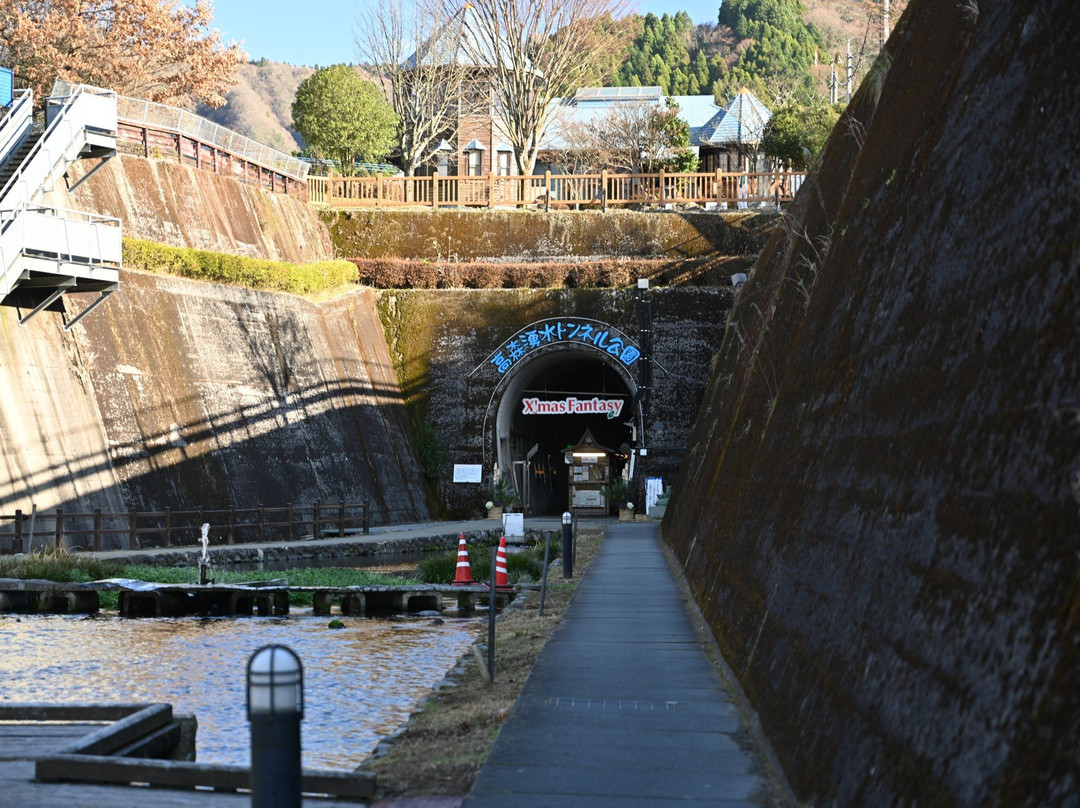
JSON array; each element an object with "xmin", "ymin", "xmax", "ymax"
[{"xmin": 1, "ymin": 273, "xmax": 429, "ymax": 541}]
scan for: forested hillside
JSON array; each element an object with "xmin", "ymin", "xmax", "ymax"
[
  {"xmin": 192, "ymin": 0, "xmax": 902, "ymax": 157},
  {"xmin": 612, "ymin": 0, "xmax": 906, "ymax": 104},
  {"xmin": 195, "ymin": 59, "xmax": 313, "ymax": 154}
]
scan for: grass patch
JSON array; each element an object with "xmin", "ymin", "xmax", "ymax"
[
  {"xmin": 417, "ymin": 536, "xmax": 559, "ymax": 585},
  {"xmin": 0, "ymin": 548, "xmax": 124, "ymax": 582},
  {"xmin": 0, "ymin": 551, "xmax": 421, "ymax": 609},
  {"xmin": 360, "ymin": 530, "xmax": 602, "ymax": 798}
]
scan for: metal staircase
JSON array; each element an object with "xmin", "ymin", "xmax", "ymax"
[{"xmin": 0, "ymin": 83, "xmax": 121, "ymax": 328}]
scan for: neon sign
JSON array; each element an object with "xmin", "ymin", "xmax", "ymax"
[
  {"xmin": 487, "ymin": 318, "xmax": 641, "ymax": 375},
  {"xmin": 521, "ymin": 397, "xmax": 625, "ymax": 419}
]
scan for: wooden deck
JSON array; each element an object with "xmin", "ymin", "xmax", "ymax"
[{"xmin": 0, "ymin": 704, "xmax": 373, "ymax": 805}]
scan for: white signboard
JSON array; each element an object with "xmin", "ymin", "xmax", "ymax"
[
  {"xmin": 453, "ymin": 464, "xmax": 483, "ymax": 483},
  {"xmin": 502, "ymin": 512, "xmax": 524, "ymax": 538}
]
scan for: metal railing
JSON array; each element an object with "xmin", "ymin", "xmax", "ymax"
[
  {"xmin": 1, "ymin": 84, "xmax": 117, "ymax": 209},
  {"xmin": 308, "ymin": 169, "xmax": 806, "ymax": 209},
  {"xmin": 0, "ymin": 501, "xmax": 372, "ymax": 554},
  {"xmin": 115, "ymin": 95, "xmax": 309, "ymax": 182},
  {"xmin": 0, "ymin": 89, "xmax": 34, "ymax": 166},
  {"xmin": 0, "ymin": 204, "xmax": 121, "ymax": 298}
]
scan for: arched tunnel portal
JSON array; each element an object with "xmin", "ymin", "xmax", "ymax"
[{"xmin": 485, "ymin": 346, "xmax": 640, "ymax": 516}]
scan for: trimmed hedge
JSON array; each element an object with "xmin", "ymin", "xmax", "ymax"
[
  {"xmin": 123, "ymin": 239, "xmax": 359, "ymax": 296},
  {"xmin": 348, "ymin": 256, "xmax": 729, "ymax": 289}
]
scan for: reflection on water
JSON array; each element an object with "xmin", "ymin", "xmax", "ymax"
[{"xmin": 0, "ymin": 613, "xmax": 481, "ymax": 769}]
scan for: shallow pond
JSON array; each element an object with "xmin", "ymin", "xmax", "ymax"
[{"xmin": 0, "ymin": 612, "xmax": 481, "ymax": 769}]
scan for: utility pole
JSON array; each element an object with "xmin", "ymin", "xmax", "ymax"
[{"xmin": 846, "ymin": 39, "xmax": 853, "ymax": 104}]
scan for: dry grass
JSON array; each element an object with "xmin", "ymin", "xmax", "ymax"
[{"xmin": 359, "ymin": 531, "xmax": 604, "ymax": 799}]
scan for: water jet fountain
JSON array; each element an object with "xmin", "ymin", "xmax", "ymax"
[{"xmin": 199, "ymin": 523, "xmax": 213, "ymax": 585}]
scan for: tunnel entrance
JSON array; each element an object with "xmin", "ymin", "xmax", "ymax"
[{"xmin": 491, "ymin": 350, "xmax": 636, "ymax": 516}]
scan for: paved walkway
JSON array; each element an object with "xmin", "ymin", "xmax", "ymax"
[
  {"xmin": 462, "ymin": 521, "xmax": 775, "ymax": 808},
  {"xmin": 83, "ymin": 517, "xmax": 612, "ymax": 563}
]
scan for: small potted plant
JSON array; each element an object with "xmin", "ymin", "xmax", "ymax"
[
  {"xmin": 487, "ymin": 476, "xmax": 513, "ymax": 519},
  {"xmin": 600, "ymin": 477, "xmax": 632, "ymax": 518}
]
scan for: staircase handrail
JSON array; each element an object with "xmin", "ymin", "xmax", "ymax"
[
  {"xmin": 0, "ymin": 84, "xmax": 117, "ymax": 212},
  {"xmin": 0, "ymin": 89, "xmax": 34, "ymax": 165}
]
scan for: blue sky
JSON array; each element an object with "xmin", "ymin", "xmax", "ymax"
[{"xmin": 209, "ymin": 0, "xmax": 722, "ymax": 67}]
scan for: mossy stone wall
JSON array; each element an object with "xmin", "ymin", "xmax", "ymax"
[
  {"xmin": 377, "ymin": 286, "xmax": 731, "ymax": 516},
  {"xmin": 328, "ymin": 209, "xmax": 773, "ymax": 261}
]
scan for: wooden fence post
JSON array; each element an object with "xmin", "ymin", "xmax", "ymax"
[
  {"xmin": 363, "ymin": 501, "xmax": 370, "ymax": 535},
  {"xmin": 338, "ymin": 501, "xmax": 346, "ymax": 538},
  {"xmin": 716, "ymin": 169, "xmax": 723, "ymax": 206},
  {"xmin": 432, "ymin": 176, "xmax": 438, "ymax": 209},
  {"xmin": 488, "ymin": 172, "xmax": 495, "ymax": 208},
  {"xmin": 257, "ymin": 504, "xmax": 265, "ymax": 542},
  {"xmin": 376, "ymin": 176, "xmax": 382, "ymax": 207},
  {"xmin": 313, "ymin": 500, "xmax": 321, "ymax": 540},
  {"xmin": 544, "ymin": 171, "xmax": 551, "ymax": 212},
  {"xmin": 227, "ymin": 507, "xmax": 236, "ymax": 544},
  {"xmin": 54, "ymin": 507, "xmax": 63, "ymax": 551},
  {"xmin": 601, "ymin": 170, "xmax": 608, "ymax": 212},
  {"xmin": 129, "ymin": 509, "xmax": 138, "ymax": 550},
  {"xmin": 286, "ymin": 503, "xmax": 293, "ymax": 540},
  {"xmin": 659, "ymin": 169, "xmax": 666, "ymax": 206},
  {"xmin": 163, "ymin": 506, "xmax": 172, "ymax": 548},
  {"xmin": 93, "ymin": 508, "xmax": 102, "ymax": 552}
]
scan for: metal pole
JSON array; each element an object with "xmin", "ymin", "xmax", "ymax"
[
  {"xmin": 539, "ymin": 530, "xmax": 551, "ymax": 617},
  {"xmin": 488, "ymin": 545, "xmax": 497, "ymax": 682},
  {"xmin": 561, "ymin": 511, "xmax": 573, "ymax": 579}
]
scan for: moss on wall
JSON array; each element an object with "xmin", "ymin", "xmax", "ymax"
[{"xmin": 327, "ymin": 208, "xmax": 774, "ymax": 261}]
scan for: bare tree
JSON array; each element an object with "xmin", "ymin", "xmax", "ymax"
[
  {"xmin": 553, "ymin": 100, "xmax": 693, "ymax": 176},
  {"xmin": 355, "ymin": 0, "xmax": 472, "ymax": 175},
  {"xmin": 446, "ymin": 0, "xmax": 630, "ymax": 176}
]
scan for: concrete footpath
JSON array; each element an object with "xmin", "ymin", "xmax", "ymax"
[{"xmin": 462, "ymin": 521, "xmax": 779, "ymax": 808}]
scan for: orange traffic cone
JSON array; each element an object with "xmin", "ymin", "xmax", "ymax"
[
  {"xmin": 494, "ymin": 535, "xmax": 513, "ymax": 592},
  {"xmin": 452, "ymin": 534, "xmax": 474, "ymax": 585}
]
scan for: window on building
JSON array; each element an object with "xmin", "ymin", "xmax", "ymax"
[
  {"xmin": 497, "ymin": 151, "xmax": 512, "ymax": 176},
  {"xmin": 467, "ymin": 149, "xmax": 483, "ymax": 177}
]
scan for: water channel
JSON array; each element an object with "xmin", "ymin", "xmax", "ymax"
[{"xmin": 0, "ymin": 610, "xmax": 483, "ymax": 770}]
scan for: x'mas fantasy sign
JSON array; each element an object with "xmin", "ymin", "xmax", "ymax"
[
  {"xmin": 521, "ymin": 397, "xmax": 625, "ymax": 419},
  {"xmin": 484, "ymin": 318, "xmax": 641, "ymax": 375}
]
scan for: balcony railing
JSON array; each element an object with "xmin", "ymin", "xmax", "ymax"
[{"xmin": 308, "ymin": 169, "xmax": 806, "ymax": 210}]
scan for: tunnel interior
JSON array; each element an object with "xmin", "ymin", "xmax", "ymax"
[{"xmin": 497, "ymin": 352, "xmax": 634, "ymax": 515}]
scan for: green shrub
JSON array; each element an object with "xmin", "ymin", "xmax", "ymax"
[
  {"xmin": 123, "ymin": 239, "xmax": 359, "ymax": 296},
  {"xmin": 0, "ymin": 548, "xmax": 124, "ymax": 582}
]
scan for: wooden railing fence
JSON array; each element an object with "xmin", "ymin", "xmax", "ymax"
[
  {"xmin": 307, "ymin": 169, "xmax": 805, "ymax": 210},
  {"xmin": 0, "ymin": 501, "xmax": 370, "ymax": 554}
]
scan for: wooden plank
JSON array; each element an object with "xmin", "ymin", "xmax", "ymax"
[
  {"xmin": 0, "ymin": 704, "xmax": 147, "ymax": 722},
  {"xmin": 70, "ymin": 704, "xmax": 172, "ymax": 756},
  {"xmin": 112, "ymin": 721, "xmax": 181, "ymax": 759},
  {"xmin": 36, "ymin": 754, "xmax": 376, "ymax": 800},
  {"xmin": 0, "ymin": 724, "xmax": 102, "ymax": 760}
]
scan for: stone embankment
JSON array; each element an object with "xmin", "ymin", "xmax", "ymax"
[
  {"xmin": 94, "ymin": 527, "xmax": 554, "ymax": 568},
  {"xmin": 663, "ymin": 0, "xmax": 1079, "ymax": 805}
]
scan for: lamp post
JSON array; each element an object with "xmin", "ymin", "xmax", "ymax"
[
  {"xmin": 247, "ymin": 645, "xmax": 303, "ymax": 808},
  {"xmin": 562, "ymin": 511, "xmax": 573, "ymax": 579}
]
